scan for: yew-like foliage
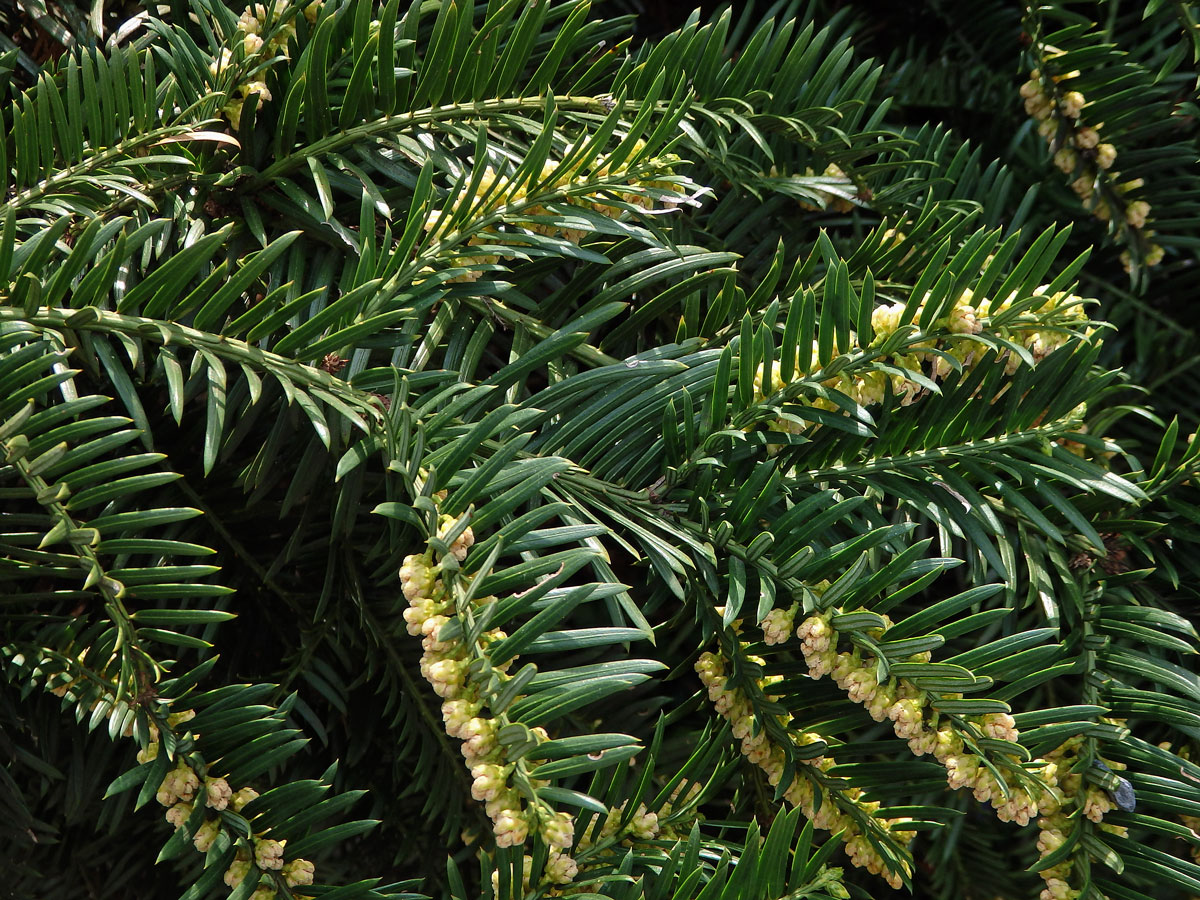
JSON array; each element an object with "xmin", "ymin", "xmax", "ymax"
[{"xmin": 3, "ymin": 2, "xmax": 1200, "ymax": 900}]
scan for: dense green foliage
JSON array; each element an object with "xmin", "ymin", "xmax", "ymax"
[{"xmin": 4, "ymin": 2, "xmax": 1200, "ymax": 900}]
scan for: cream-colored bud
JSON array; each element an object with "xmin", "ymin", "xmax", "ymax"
[
  {"xmin": 254, "ymin": 838, "xmax": 287, "ymax": 870},
  {"xmin": 1061, "ymin": 91, "xmax": 1085, "ymax": 118},
  {"xmin": 761, "ymin": 605, "xmax": 797, "ymax": 645},
  {"xmin": 284, "ymin": 858, "xmax": 316, "ymax": 886},
  {"xmin": 204, "ymin": 777, "xmax": 232, "ymax": 810},
  {"xmin": 545, "ymin": 851, "xmax": 578, "ymax": 884},
  {"xmin": 224, "ymin": 859, "xmax": 251, "ymax": 888},
  {"xmin": 231, "ymin": 786, "xmax": 260, "ymax": 811},
  {"xmin": 542, "ymin": 811, "xmax": 575, "ymax": 849},
  {"xmin": 193, "ymin": 818, "xmax": 220, "ymax": 852},
  {"xmin": 165, "ymin": 801, "xmax": 192, "ymax": 828},
  {"xmin": 1125, "ymin": 200, "xmax": 1150, "ymax": 228},
  {"xmin": 1053, "ymin": 147, "xmax": 1077, "ymax": 174},
  {"xmin": 1074, "ymin": 126, "xmax": 1099, "ymax": 149}
]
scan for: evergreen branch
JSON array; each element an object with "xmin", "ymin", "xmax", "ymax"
[
  {"xmin": 0, "ymin": 306, "xmax": 384, "ymax": 430},
  {"xmin": 247, "ymin": 95, "xmax": 650, "ymax": 188}
]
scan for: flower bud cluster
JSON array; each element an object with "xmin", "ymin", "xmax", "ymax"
[
  {"xmin": 399, "ymin": 525, "xmax": 578, "ymax": 878},
  {"xmin": 1020, "ymin": 68, "xmax": 1163, "ymax": 271},
  {"xmin": 657, "ymin": 780, "xmax": 704, "ymax": 821},
  {"xmin": 566, "ymin": 139, "xmax": 681, "ymax": 215},
  {"xmin": 544, "ymin": 850, "xmax": 578, "ymax": 884},
  {"xmin": 695, "ymin": 650, "xmax": 913, "ymax": 888},
  {"xmin": 420, "ymin": 206, "xmax": 501, "ymax": 284},
  {"xmin": 796, "ymin": 163, "xmax": 855, "ymax": 214},
  {"xmin": 420, "ymin": 143, "xmax": 683, "ymax": 282},
  {"xmin": 752, "ymin": 284, "xmax": 1086, "ymax": 442},
  {"xmin": 255, "ymin": 838, "xmax": 287, "ymax": 870},
  {"xmin": 45, "ymin": 672, "xmax": 153, "ymax": 737},
  {"xmin": 749, "ymin": 335, "xmax": 894, "ymax": 439},
  {"xmin": 210, "ymin": 0, "xmax": 321, "ymax": 129},
  {"xmin": 157, "ymin": 758, "xmax": 200, "ymax": 807},
  {"xmin": 491, "ymin": 857, "xmax": 534, "ymax": 895},
  {"xmin": 875, "ymin": 285, "xmax": 1088, "ymax": 381},
  {"xmin": 794, "ymin": 610, "xmax": 1051, "ymax": 827},
  {"xmin": 208, "ymin": 50, "xmax": 271, "ymax": 131},
  {"xmin": 144, "ymin": 715, "xmax": 315, "ymax": 899},
  {"xmin": 283, "ymin": 859, "xmax": 316, "ymax": 887},
  {"xmin": 992, "ymin": 286, "xmax": 1091, "ymax": 372},
  {"xmin": 484, "ymin": 850, "xmax": 577, "ymax": 893},
  {"xmin": 222, "ymin": 841, "xmax": 317, "ymax": 899},
  {"xmin": 573, "ymin": 792, "xmax": 695, "ymax": 864},
  {"xmin": 761, "ymin": 603, "xmax": 798, "ymax": 645},
  {"xmin": 236, "ymin": 0, "xmax": 319, "ymax": 56},
  {"xmin": 437, "ymin": 513, "xmax": 476, "ymax": 561},
  {"xmin": 1032, "ymin": 736, "xmax": 1129, "ymax": 900},
  {"xmin": 627, "ymin": 802, "xmax": 661, "ymax": 839},
  {"xmin": 794, "ymin": 600, "xmax": 835, "ymax": 676}
]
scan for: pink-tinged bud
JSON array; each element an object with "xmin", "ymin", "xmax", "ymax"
[
  {"xmin": 193, "ymin": 818, "xmax": 220, "ymax": 852},
  {"xmin": 254, "ymin": 838, "xmax": 287, "ymax": 870},
  {"xmin": 223, "ymin": 860, "xmax": 251, "ymax": 888},
  {"xmin": 545, "ymin": 852, "xmax": 578, "ymax": 884},
  {"xmin": 165, "ymin": 801, "xmax": 192, "ymax": 829},
  {"xmin": 204, "ymin": 777, "xmax": 232, "ymax": 810},
  {"xmin": 542, "ymin": 811, "xmax": 575, "ymax": 849},
  {"xmin": 283, "ymin": 858, "xmax": 316, "ymax": 887}
]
